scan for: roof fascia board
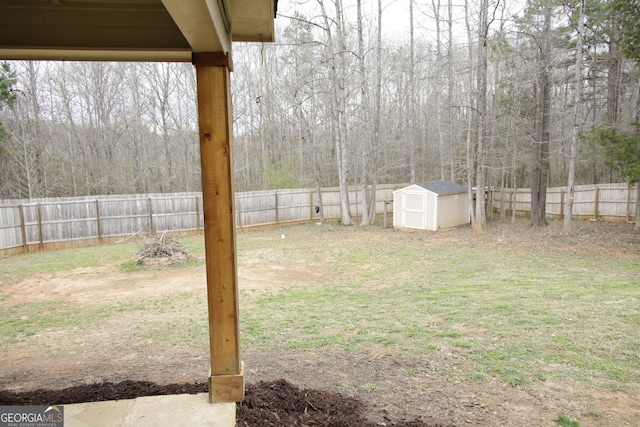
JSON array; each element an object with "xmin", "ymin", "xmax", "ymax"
[
  {"xmin": 0, "ymin": 48, "xmax": 192, "ymax": 62},
  {"xmin": 161, "ymin": 0, "xmax": 231, "ymax": 54}
]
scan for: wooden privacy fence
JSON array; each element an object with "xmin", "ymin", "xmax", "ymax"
[
  {"xmin": 0, "ymin": 185, "xmax": 399, "ymax": 255},
  {"xmin": 2, "ymin": 182, "xmax": 634, "ymax": 255},
  {"xmin": 491, "ymin": 183, "xmax": 638, "ymax": 222}
]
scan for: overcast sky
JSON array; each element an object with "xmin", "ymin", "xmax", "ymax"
[{"xmin": 275, "ymin": 0, "xmax": 527, "ymax": 45}]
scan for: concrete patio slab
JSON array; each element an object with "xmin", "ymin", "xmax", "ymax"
[{"xmin": 63, "ymin": 393, "xmax": 235, "ymax": 427}]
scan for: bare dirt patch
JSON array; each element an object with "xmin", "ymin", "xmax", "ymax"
[
  {"xmin": 0, "ymin": 263, "xmax": 206, "ymax": 306},
  {"xmin": 1, "ymin": 218, "xmax": 639, "ymax": 426}
]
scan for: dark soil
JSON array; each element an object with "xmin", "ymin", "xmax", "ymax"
[
  {"xmin": 0, "ymin": 380, "xmax": 207, "ymax": 406},
  {"xmin": 0, "ymin": 379, "xmax": 448, "ymax": 427}
]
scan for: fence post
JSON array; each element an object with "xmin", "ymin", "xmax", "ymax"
[
  {"xmin": 95, "ymin": 200, "xmax": 103, "ymax": 242},
  {"xmin": 275, "ymin": 190, "xmax": 279, "ymax": 225},
  {"xmin": 236, "ymin": 196, "xmax": 242, "ymax": 229},
  {"xmin": 560, "ymin": 190, "xmax": 564, "ymax": 218},
  {"xmin": 488, "ymin": 188, "xmax": 493, "ymax": 220},
  {"xmin": 593, "ymin": 186, "xmax": 599, "ymax": 220},
  {"xmin": 627, "ymin": 183, "xmax": 631, "ymax": 223},
  {"xmin": 508, "ymin": 190, "xmax": 513, "ymax": 216},
  {"xmin": 354, "ymin": 187, "xmax": 359, "ymax": 220},
  {"xmin": 19, "ymin": 204, "xmax": 27, "ymax": 251},
  {"xmin": 636, "ymin": 183, "xmax": 640, "ymax": 225},
  {"xmin": 383, "ymin": 200, "xmax": 389, "ymax": 228},
  {"xmin": 148, "ymin": 197, "xmax": 155, "ymax": 234},
  {"xmin": 37, "ymin": 203, "xmax": 44, "ymax": 251},
  {"xmin": 195, "ymin": 196, "xmax": 201, "ymax": 231}
]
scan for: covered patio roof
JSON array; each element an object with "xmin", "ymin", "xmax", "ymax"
[
  {"xmin": 0, "ymin": 0, "xmax": 278, "ymax": 407},
  {"xmin": 0, "ymin": 0, "xmax": 276, "ymax": 61}
]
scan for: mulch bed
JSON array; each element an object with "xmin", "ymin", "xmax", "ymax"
[{"xmin": 0, "ymin": 379, "xmax": 448, "ymax": 427}]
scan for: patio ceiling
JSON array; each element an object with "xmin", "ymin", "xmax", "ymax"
[
  {"xmin": 0, "ymin": 0, "xmax": 278, "ymax": 406},
  {"xmin": 0, "ymin": 0, "xmax": 277, "ymax": 61}
]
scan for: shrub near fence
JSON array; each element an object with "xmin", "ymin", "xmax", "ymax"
[{"xmin": 0, "ymin": 185, "xmax": 400, "ymax": 255}]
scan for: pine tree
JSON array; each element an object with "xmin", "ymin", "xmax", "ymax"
[
  {"xmin": 614, "ymin": 0, "xmax": 640, "ymax": 63},
  {"xmin": 0, "ymin": 62, "xmax": 17, "ymax": 149}
]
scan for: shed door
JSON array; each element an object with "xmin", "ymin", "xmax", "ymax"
[{"xmin": 403, "ymin": 191, "xmax": 425, "ymax": 229}]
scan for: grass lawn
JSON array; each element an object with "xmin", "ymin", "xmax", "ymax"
[
  {"xmin": 0, "ymin": 219, "xmax": 638, "ymax": 395},
  {"xmin": 238, "ymin": 223, "xmax": 640, "ymax": 391}
]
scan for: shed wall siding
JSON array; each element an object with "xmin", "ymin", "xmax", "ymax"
[
  {"xmin": 437, "ymin": 193, "xmax": 470, "ymax": 229},
  {"xmin": 425, "ymin": 191, "xmax": 437, "ymax": 231},
  {"xmin": 392, "ymin": 183, "xmax": 470, "ymax": 231}
]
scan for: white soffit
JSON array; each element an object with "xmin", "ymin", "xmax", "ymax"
[
  {"xmin": 230, "ymin": 0, "xmax": 275, "ymax": 43},
  {"xmin": 0, "ymin": 0, "xmax": 276, "ymax": 62}
]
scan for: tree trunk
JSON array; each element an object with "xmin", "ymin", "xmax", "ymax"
[
  {"xmin": 564, "ymin": 0, "xmax": 584, "ymax": 231},
  {"xmin": 636, "ymin": 183, "xmax": 640, "ymax": 231},
  {"xmin": 473, "ymin": 0, "xmax": 489, "ymax": 234},
  {"xmin": 447, "ymin": 0, "xmax": 455, "ymax": 182},
  {"xmin": 357, "ymin": 0, "xmax": 373, "ymax": 226},
  {"xmin": 318, "ymin": 0, "xmax": 352, "ymax": 225},
  {"xmin": 431, "ymin": 0, "xmax": 446, "ymax": 181},
  {"xmin": 464, "ymin": 0, "xmax": 476, "ymax": 227},
  {"xmin": 530, "ymin": 1, "xmax": 552, "ymax": 227},
  {"xmin": 409, "ymin": 0, "xmax": 417, "ymax": 184},
  {"xmin": 368, "ymin": 0, "xmax": 383, "ymax": 225},
  {"xmin": 334, "ymin": 0, "xmax": 352, "ymax": 225},
  {"xmin": 26, "ymin": 61, "xmax": 46, "ymax": 197},
  {"xmin": 607, "ymin": 15, "xmax": 621, "ymax": 129}
]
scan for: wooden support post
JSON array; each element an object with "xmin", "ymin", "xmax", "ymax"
[
  {"xmin": 193, "ymin": 52, "xmax": 244, "ymax": 404},
  {"xmin": 593, "ymin": 186, "xmax": 599, "ymax": 220}
]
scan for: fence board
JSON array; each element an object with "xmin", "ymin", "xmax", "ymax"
[
  {"xmin": 491, "ymin": 183, "xmax": 637, "ymax": 221},
  {"xmin": 0, "ymin": 185, "xmax": 399, "ymax": 253},
  {"xmin": 2, "ymin": 183, "xmax": 634, "ymax": 254}
]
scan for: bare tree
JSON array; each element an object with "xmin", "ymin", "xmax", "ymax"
[
  {"xmin": 473, "ymin": 0, "xmax": 490, "ymax": 233},
  {"xmin": 357, "ymin": 0, "xmax": 373, "ymax": 225},
  {"xmin": 464, "ymin": 0, "xmax": 477, "ymax": 228},
  {"xmin": 446, "ymin": 0, "xmax": 456, "ymax": 182},
  {"xmin": 318, "ymin": 0, "xmax": 353, "ymax": 225},
  {"xmin": 431, "ymin": 0, "xmax": 447, "ymax": 181},
  {"xmin": 409, "ymin": 0, "xmax": 417, "ymax": 184},
  {"xmin": 564, "ymin": 0, "xmax": 585, "ymax": 231},
  {"xmin": 1, "ymin": 0, "xmax": 638, "ymax": 209},
  {"xmin": 530, "ymin": 0, "xmax": 553, "ymax": 227}
]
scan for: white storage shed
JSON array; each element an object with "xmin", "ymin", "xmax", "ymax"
[{"xmin": 393, "ymin": 181, "xmax": 470, "ymax": 231}]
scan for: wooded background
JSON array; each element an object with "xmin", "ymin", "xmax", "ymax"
[{"xmin": 0, "ymin": 0, "xmax": 638, "ymax": 229}]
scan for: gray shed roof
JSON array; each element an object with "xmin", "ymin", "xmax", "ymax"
[{"xmin": 416, "ymin": 181, "xmax": 468, "ymax": 195}]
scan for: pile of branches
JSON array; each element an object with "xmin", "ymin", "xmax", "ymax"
[{"xmin": 135, "ymin": 232, "xmax": 192, "ymax": 266}]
